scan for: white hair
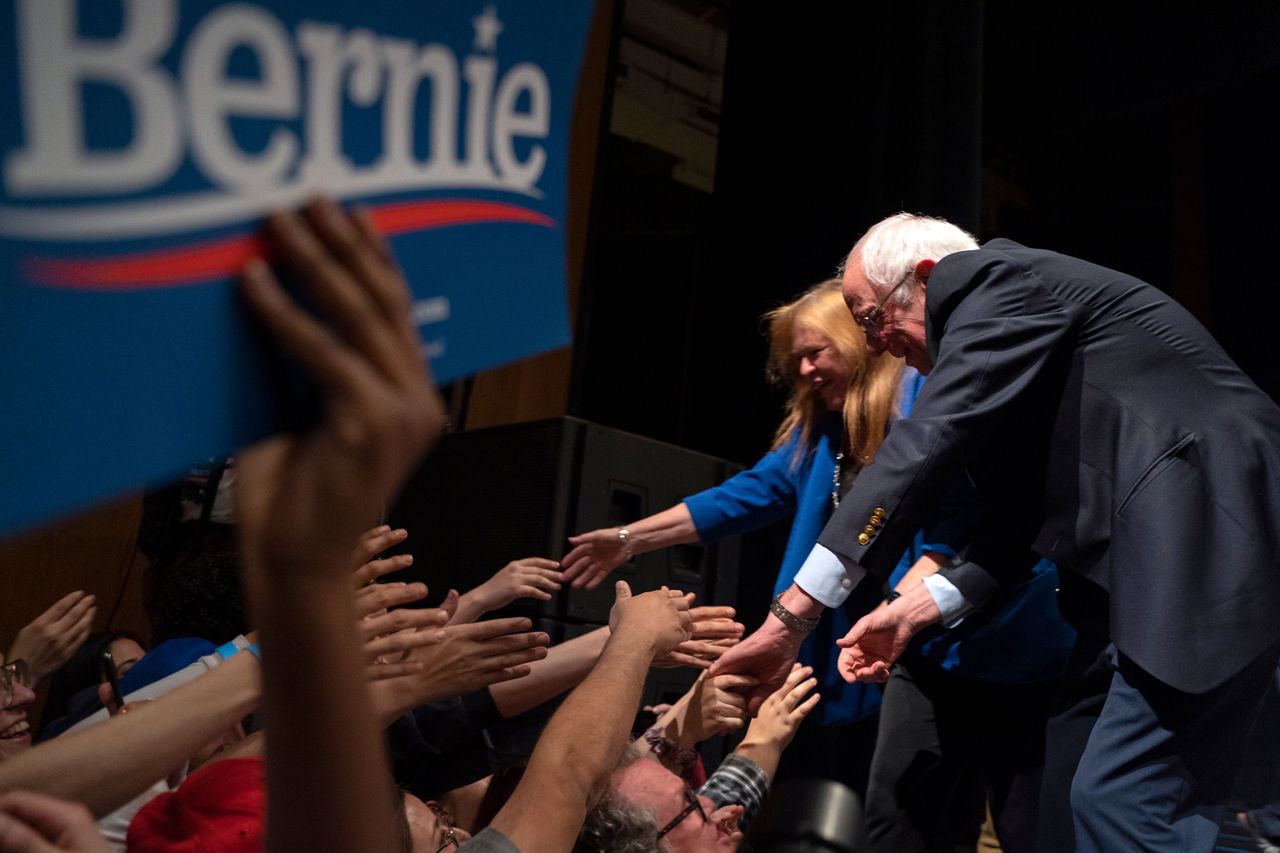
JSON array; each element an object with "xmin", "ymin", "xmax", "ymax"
[{"xmin": 845, "ymin": 213, "xmax": 978, "ymax": 305}]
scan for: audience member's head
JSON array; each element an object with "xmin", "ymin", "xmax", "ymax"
[
  {"xmin": 109, "ymin": 635, "xmax": 147, "ymax": 675},
  {"xmin": 42, "ymin": 630, "xmax": 146, "ymax": 733},
  {"xmin": 577, "ymin": 749, "xmax": 740, "ymax": 852},
  {"xmin": 150, "ymin": 546, "xmax": 247, "ymax": 646},
  {"xmin": 403, "ymin": 792, "xmax": 471, "ymax": 852},
  {"xmin": 1, "ymin": 652, "xmax": 36, "ymax": 762}
]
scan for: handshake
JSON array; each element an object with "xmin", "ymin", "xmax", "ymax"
[{"xmin": 608, "ymin": 581, "xmax": 695, "ymax": 662}]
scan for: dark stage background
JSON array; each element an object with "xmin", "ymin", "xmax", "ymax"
[{"xmin": 566, "ymin": 1, "xmax": 1280, "ymax": 625}]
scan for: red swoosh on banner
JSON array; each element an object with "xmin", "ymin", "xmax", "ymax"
[{"xmin": 21, "ymin": 199, "xmax": 556, "ymax": 291}]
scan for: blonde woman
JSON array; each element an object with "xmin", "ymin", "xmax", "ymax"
[{"xmin": 563, "ymin": 279, "xmax": 905, "ymax": 789}]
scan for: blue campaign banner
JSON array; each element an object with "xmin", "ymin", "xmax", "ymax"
[{"xmin": 0, "ymin": 0, "xmax": 594, "ymax": 536}]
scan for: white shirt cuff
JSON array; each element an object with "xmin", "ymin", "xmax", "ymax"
[
  {"xmin": 922, "ymin": 574, "xmax": 973, "ymax": 628},
  {"xmin": 793, "ymin": 544, "xmax": 867, "ymax": 608}
]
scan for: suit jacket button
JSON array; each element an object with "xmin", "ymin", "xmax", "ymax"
[
  {"xmin": 873, "ymin": 507, "xmax": 887, "ymax": 517},
  {"xmin": 863, "ymin": 525, "xmax": 876, "ymax": 535},
  {"xmin": 858, "ymin": 533, "xmax": 871, "ymax": 545}
]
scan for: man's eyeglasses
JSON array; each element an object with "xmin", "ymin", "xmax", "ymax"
[
  {"xmin": 1, "ymin": 659, "xmax": 32, "ymax": 707},
  {"xmin": 852, "ymin": 268, "xmax": 916, "ymax": 338},
  {"xmin": 427, "ymin": 801, "xmax": 459, "ymax": 852},
  {"xmin": 656, "ymin": 786, "xmax": 709, "ymax": 839}
]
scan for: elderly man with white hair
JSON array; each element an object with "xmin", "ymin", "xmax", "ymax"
[{"xmin": 712, "ymin": 212, "xmax": 1280, "ymax": 853}]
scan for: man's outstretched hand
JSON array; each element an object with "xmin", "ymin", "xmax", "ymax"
[
  {"xmin": 836, "ymin": 584, "xmax": 941, "ymax": 683},
  {"xmin": 709, "ymin": 584, "xmax": 827, "ymax": 716},
  {"xmin": 706, "ymin": 623, "xmax": 802, "ymax": 717}
]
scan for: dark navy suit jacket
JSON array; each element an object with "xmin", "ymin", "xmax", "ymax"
[{"xmin": 819, "ymin": 239, "xmax": 1280, "ymax": 693}]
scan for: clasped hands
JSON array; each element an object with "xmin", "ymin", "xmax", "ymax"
[{"xmin": 708, "ymin": 583, "xmax": 941, "ymax": 715}]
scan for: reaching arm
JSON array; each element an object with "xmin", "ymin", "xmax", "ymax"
[
  {"xmin": 819, "ymin": 253, "xmax": 1080, "ymax": 592},
  {"xmin": 367, "ymin": 617, "xmax": 549, "ymax": 727},
  {"xmin": 450, "ymin": 558, "xmax": 566, "ymax": 625},
  {"xmin": 5, "ymin": 591, "xmax": 97, "ymax": 685},
  {"xmin": 487, "ymin": 584, "xmax": 691, "ymax": 853},
  {"xmin": 634, "ymin": 671, "xmax": 755, "ymax": 776},
  {"xmin": 563, "ymin": 440, "xmax": 810, "ymax": 591},
  {"xmin": 487, "ymin": 626, "xmax": 609, "ymax": 718},
  {"xmin": 708, "ymin": 582, "xmax": 826, "ymax": 716},
  {"xmin": 836, "ymin": 583, "xmax": 942, "ymax": 683},
  {"xmin": 489, "ymin": 600, "xmax": 744, "ymax": 721},
  {"xmin": 0, "ymin": 652, "xmax": 259, "ymax": 818},
  {"xmin": 732, "ymin": 664, "xmax": 820, "ymax": 781},
  {"xmin": 561, "ymin": 504, "xmax": 700, "ymax": 589},
  {"xmin": 233, "ymin": 198, "xmax": 446, "ymax": 853}
]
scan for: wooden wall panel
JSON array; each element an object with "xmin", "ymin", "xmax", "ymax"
[
  {"xmin": 463, "ymin": 0, "xmax": 614, "ymax": 430},
  {"xmin": 0, "ymin": 495, "xmax": 151, "ymax": 651},
  {"xmin": 0, "ymin": 493, "xmax": 151, "ymax": 731}
]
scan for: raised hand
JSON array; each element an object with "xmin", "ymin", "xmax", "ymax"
[
  {"xmin": 708, "ymin": 627, "xmax": 800, "ymax": 716},
  {"xmin": 6, "ymin": 592, "xmax": 97, "ymax": 683},
  {"xmin": 235, "ymin": 199, "xmax": 446, "ymax": 579},
  {"xmin": 466, "ymin": 558, "xmax": 564, "ymax": 612},
  {"xmin": 652, "ymin": 638, "xmax": 734, "ymax": 670},
  {"xmin": 374, "ymin": 617, "xmax": 551, "ymax": 716},
  {"xmin": 745, "ymin": 663, "xmax": 820, "ymax": 748},
  {"xmin": 354, "ymin": 582, "xmax": 451, "ymax": 680},
  {"xmin": 710, "ymin": 585, "xmax": 824, "ymax": 716},
  {"xmin": 0, "ymin": 791, "xmax": 110, "ymax": 853},
  {"xmin": 687, "ymin": 606, "xmax": 743, "ymax": 641},
  {"xmin": 353, "ymin": 578, "xmax": 429, "ymax": 623},
  {"xmin": 608, "ymin": 583, "xmax": 692, "ymax": 660},
  {"xmin": 653, "ymin": 605, "xmax": 744, "ymax": 669},
  {"xmin": 560, "ymin": 528, "xmax": 630, "ymax": 590},
  {"xmin": 231, "ymin": 199, "xmax": 447, "ymax": 853},
  {"xmin": 686, "ymin": 671, "xmax": 755, "ymax": 740},
  {"xmin": 351, "ymin": 526, "xmax": 414, "ymax": 589}
]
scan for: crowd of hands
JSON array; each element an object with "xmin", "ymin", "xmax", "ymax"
[{"xmin": 0, "ymin": 199, "xmax": 820, "ymax": 853}]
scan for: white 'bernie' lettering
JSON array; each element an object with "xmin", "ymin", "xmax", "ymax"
[{"xmin": 1, "ymin": 0, "xmax": 552, "ymax": 239}]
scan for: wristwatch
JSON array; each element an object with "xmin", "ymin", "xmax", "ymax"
[{"xmin": 616, "ymin": 527, "xmax": 634, "ymax": 557}]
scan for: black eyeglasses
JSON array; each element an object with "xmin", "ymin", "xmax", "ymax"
[
  {"xmin": 427, "ymin": 801, "xmax": 459, "ymax": 852},
  {"xmin": 1, "ymin": 659, "xmax": 32, "ymax": 707},
  {"xmin": 852, "ymin": 268, "xmax": 916, "ymax": 338},
  {"xmin": 656, "ymin": 786, "xmax": 709, "ymax": 839}
]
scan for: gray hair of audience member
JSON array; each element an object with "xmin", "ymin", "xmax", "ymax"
[
  {"xmin": 573, "ymin": 746, "xmax": 666, "ymax": 853},
  {"xmin": 844, "ymin": 212, "xmax": 979, "ymax": 305}
]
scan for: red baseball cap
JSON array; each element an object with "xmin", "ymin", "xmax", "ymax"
[{"xmin": 127, "ymin": 757, "xmax": 264, "ymax": 853}]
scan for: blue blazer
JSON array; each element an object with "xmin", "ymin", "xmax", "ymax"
[
  {"xmin": 685, "ymin": 411, "xmax": 884, "ymax": 725},
  {"xmin": 686, "ymin": 371, "xmax": 1074, "ymax": 725}
]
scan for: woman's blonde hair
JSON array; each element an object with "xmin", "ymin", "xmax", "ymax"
[{"xmin": 765, "ymin": 279, "xmax": 904, "ymax": 465}]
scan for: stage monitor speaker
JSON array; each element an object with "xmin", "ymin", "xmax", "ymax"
[{"xmin": 387, "ymin": 416, "xmax": 743, "ymax": 625}]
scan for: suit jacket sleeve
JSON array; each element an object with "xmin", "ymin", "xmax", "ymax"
[{"xmin": 817, "ymin": 248, "xmax": 1082, "ymax": 606}]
